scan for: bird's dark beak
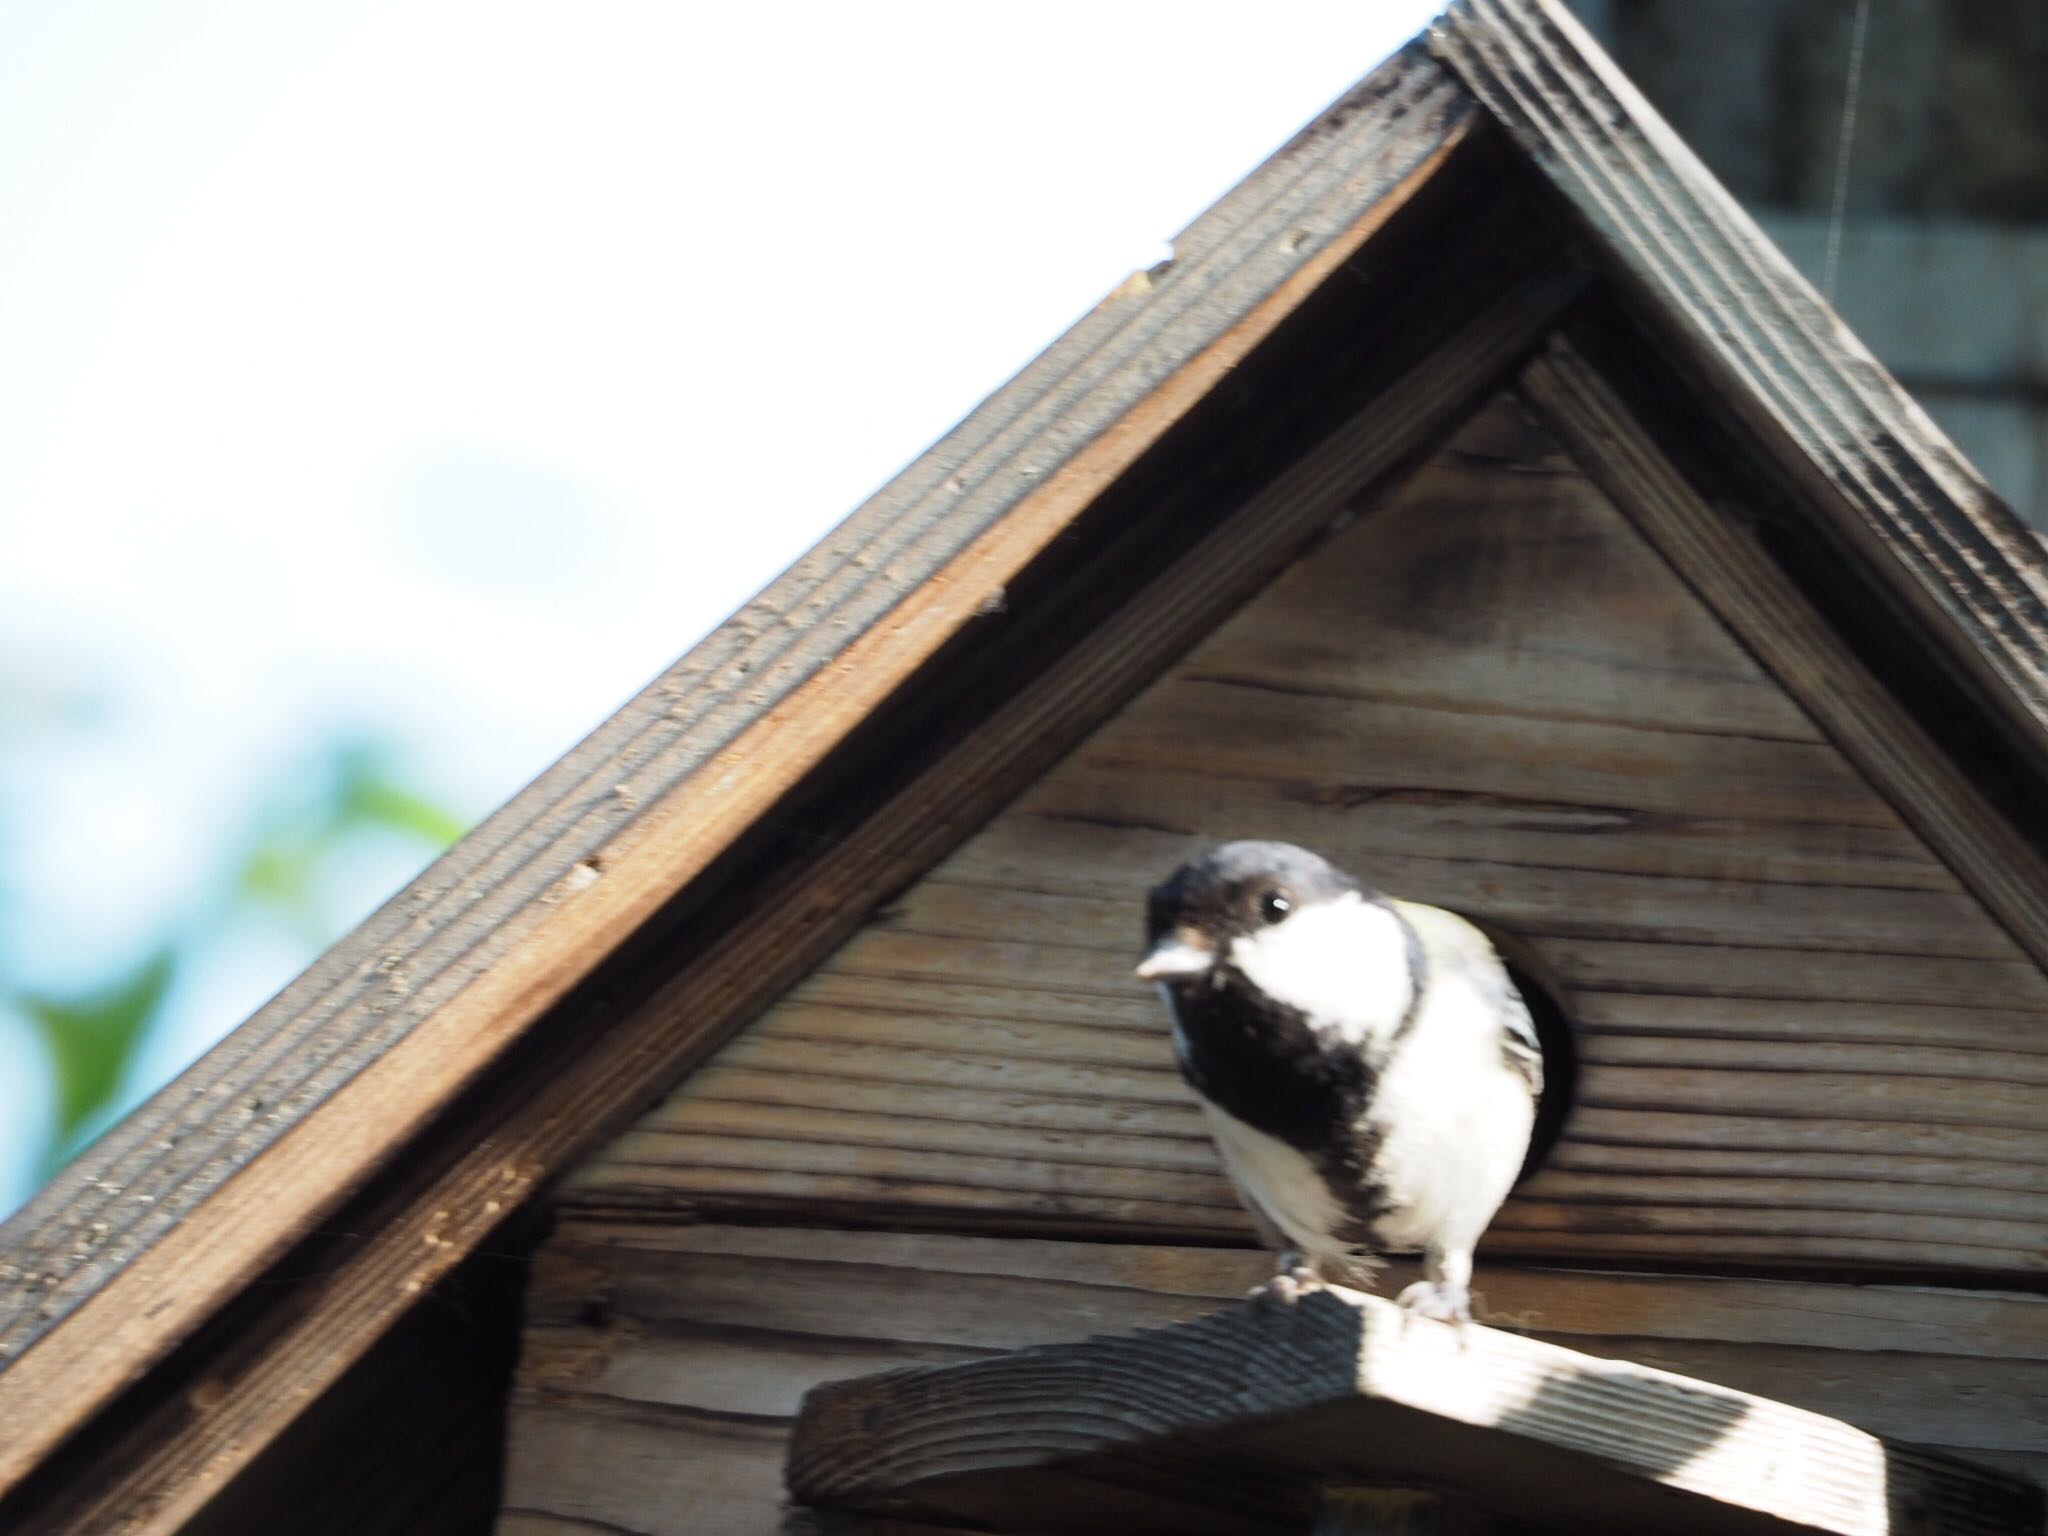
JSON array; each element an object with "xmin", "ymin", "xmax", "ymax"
[{"xmin": 1135, "ymin": 935, "xmax": 1212, "ymax": 982}]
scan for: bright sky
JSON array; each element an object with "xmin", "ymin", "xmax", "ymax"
[{"xmin": 0, "ymin": 0, "xmax": 1446, "ymax": 1211}]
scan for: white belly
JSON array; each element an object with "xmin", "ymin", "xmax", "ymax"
[
  {"xmin": 1200, "ymin": 1104, "xmax": 1357, "ymax": 1266},
  {"xmin": 1357, "ymin": 1010, "xmax": 1536, "ymax": 1257},
  {"xmin": 1200, "ymin": 1011, "xmax": 1534, "ymax": 1266}
]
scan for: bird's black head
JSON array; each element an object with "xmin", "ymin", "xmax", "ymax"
[{"xmin": 1138, "ymin": 839, "xmax": 1363, "ymax": 985}]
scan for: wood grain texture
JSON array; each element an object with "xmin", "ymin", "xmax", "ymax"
[
  {"xmin": 175, "ymin": 1241, "xmax": 527, "ymax": 1536},
  {"xmin": 499, "ymin": 1224, "xmax": 2047, "ymax": 1536},
  {"xmin": 1430, "ymin": 0, "xmax": 2048, "ymax": 764},
  {"xmin": 1520, "ymin": 336, "xmax": 2048, "ymax": 979},
  {"xmin": 566, "ymin": 397, "xmax": 2048, "ymax": 1280},
  {"xmin": 790, "ymin": 1294, "xmax": 2035, "ymax": 1535}
]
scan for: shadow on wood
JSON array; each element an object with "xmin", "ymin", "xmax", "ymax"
[{"xmin": 787, "ymin": 1287, "xmax": 2041, "ymax": 1535}]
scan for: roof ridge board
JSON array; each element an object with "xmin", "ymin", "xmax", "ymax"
[
  {"xmin": 718, "ymin": 54, "xmax": 1463, "ymax": 622},
  {"xmin": 667, "ymin": 59, "xmax": 1462, "ymax": 675},
  {"xmin": 1431, "ymin": 0, "xmax": 2048, "ymax": 735},
  {"xmin": 1168, "ymin": 37, "xmax": 1441, "ymax": 257},
  {"xmin": 704, "ymin": 62, "xmax": 1468, "ymax": 658},
  {"xmin": 0, "ymin": 47, "xmax": 1476, "ymax": 1366}
]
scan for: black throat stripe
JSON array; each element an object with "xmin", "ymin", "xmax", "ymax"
[
  {"xmin": 1169, "ymin": 975, "xmax": 1368, "ymax": 1155},
  {"xmin": 1168, "ymin": 894, "xmax": 1425, "ymax": 1151}
]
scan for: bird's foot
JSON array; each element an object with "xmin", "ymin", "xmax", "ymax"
[
  {"xmin": 1395, "ymin": 1278, "xmax": 1471, "ymax": 1326},
  {"xmin": 1249, "ymin": 1261, "xmax": 1324, "ymax": 1306}
]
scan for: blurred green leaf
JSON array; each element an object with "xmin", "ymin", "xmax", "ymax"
[
  {"xmin": 20, "ymin": 947, "xmax": 176, "ymax": 1152},
  {"xmin": 230, "ymin": 743, "xmax": 465, "ymax": 940},
  {"xmin": 341, "ymin": 772, "xmax": 466, "ymax": 846},
  {"xmin": 236, "ymin": 831, "xmax": 323, "ymax": 911},
  {"xmin": 11, "ymin": 735, "xmax": 469, "ymax": 1194}
]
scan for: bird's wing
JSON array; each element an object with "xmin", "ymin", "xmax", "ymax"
[
  {"xmin": 1496, "ymin": 992, "xmax": 1544, "ymax": 1093},
  {"xmin": 1392, "ymin": 900, "xmax": 1543, "ymax": 1095}
]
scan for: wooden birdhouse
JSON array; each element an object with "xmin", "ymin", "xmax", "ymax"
[{"xmin": 2, "ymin": 2, "xmax": 2044, "ymax": 1532}]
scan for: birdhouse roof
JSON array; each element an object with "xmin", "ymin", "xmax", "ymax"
[{"xmin": 6, "ymin": 0, "xmax": 2048, "ymax": 1527}]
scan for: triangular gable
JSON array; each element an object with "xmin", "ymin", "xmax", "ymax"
[{"xmin": 5, "ymin": 1, "xmax": 2046, "ymax": 1527}]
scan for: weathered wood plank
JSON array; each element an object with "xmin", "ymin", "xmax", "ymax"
[
  {"xmin": 500, "ymin": 1225, "xmax": 2048, "ymax": 1536},
  {"xmin": 789, "ymin": 1289, "xmax": 2036, "ymax": 1535},
  {"xmin": 1535, "ymin": 938, "xmax": 2048, "ymax": 1011},
  {"xmin": 1001, "ymin": 769, "xmax": 1960, "ymax": 891},
  {"xmin": 1171, "ymin": 402, "xmax": 1824, "ymax": 744},
  {"xmin": 1569, "ymin": 990, "xmax": 2048, "ymax": 1052},
  {"xmin": 575, "ymin": 1136, "xmax": 2048, "ymax": 1272},
  {"xmin": 524, "ymin": 1224, "xmax": 2048, "ymax": 1364},
  {"xmin": 177, "ymin": 1244, "xmax": 523, "ymax": 1536},
  {"xmin": 1075, "ymin": 678, "xmax": 1893, "ymax": 827},
  {"xmin": 505, "ymin": 1398, "xmax": 788, "ymax": 1536}
]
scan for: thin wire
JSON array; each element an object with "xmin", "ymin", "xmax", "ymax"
[{"xmin": 1822, "ymin": 0, "xmax": 1874, "ymax": 303}]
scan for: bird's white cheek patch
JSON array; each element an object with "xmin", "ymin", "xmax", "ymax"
[{"xmin": 1227, "ymin": 894, "xmax": 1414, "ymax": 1047}]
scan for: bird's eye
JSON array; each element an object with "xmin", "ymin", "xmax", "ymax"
[{"xmin": 1258, "ymin": 890, "xmax": 1291, "ymax": 924}]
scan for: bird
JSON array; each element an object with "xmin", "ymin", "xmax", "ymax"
[{"xmin": 1136, "ymin": 839, "xmax": 1541, "ymax": 1322}]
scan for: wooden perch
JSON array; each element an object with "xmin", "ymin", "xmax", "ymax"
[{"xmin": 787, "ymin": 1286, "xmax": 2041, "ymax": 1536}]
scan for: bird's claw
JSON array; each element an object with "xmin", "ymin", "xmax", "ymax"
[
  {"xmin": 1395, "ymin": 1279, "xmax": 1472, "ymax": 1326},
  {"xmin": 1249, "ymin": 1262, "xmax": 1324, "ymax": 1306}
]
